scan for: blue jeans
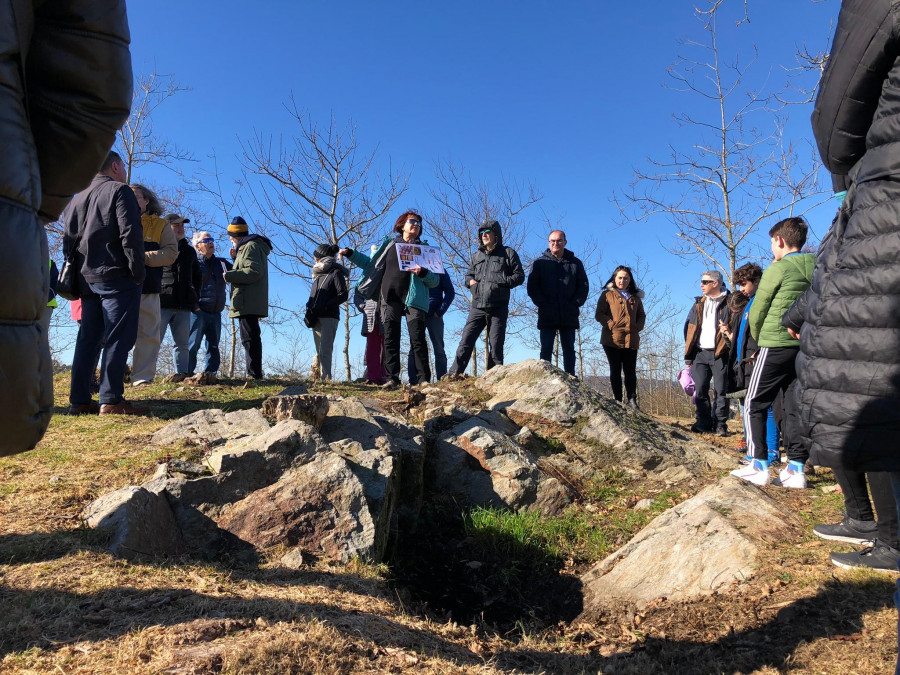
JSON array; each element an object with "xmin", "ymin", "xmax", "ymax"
[
  {"xmin": 539, "ymin": 326, "xmax": 577, "ymax": 376},
  {"xmin": 159, "ymin": 308, "xmax": 191, "ymax": 374},
  {"xmin": 188, "ymin": 310, "xmax": 222, "ymax": 374},
  {"xmin": 70, "ymin": 279, "xmax": 142, "ymax": 405}
]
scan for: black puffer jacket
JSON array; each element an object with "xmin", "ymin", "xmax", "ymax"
[
  {"xmin": 796, "ymin": 0, "xmax": 900, "ymax": 472},
  {"xmin": 465, "ymin": 220, "xmax": 525, "ymax": 310},
  {"xmin": 160, "ymin": 239, "xmax": 202, "ymax": 310},
  {"xmin": 0, "ymin": 0, "xmax": 132, "ymax": 456},
  {"xmin": 527, "ymin": 249, "xmax": 590, "ymax": 329},
  {"xmin": 307, "ymin": 257, "xmax": 350, "ymax": 321}
]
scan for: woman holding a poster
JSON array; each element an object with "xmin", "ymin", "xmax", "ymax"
[{"xmin": 340, "ymin": 211, "xmax": 440, "ymax": 388}]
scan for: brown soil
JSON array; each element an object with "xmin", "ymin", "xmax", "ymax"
[{"xmin": 0, "ymin": 375, "xmax": 895, "ymax": 674}]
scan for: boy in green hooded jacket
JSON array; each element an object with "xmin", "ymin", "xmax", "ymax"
[{"xmin": 731, "ymin": 217, "xmax": 815, "ymax": 488}]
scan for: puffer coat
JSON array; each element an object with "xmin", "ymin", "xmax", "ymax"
[
  {"xmin": 795, "ymin": 0, "xmax": 900, "ymax": 471},
  {"xmin": 226, "ymin": 234, "xmax": 273, "ymax": 318},
  {"xmin": 748, "ymin": 253, "xmax": 815, "ymax": 348},
  {"xmin": 0, "ymin": 0, "xmax": 132, "ymax": 456},
  {"xmin": 464, "ymin": 220, "xmax": 524, "ymax": 310}
]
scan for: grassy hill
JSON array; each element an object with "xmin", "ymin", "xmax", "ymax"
[{"xmin": 0, "ymin": 374, "xmax": 895, "ymax": 674}]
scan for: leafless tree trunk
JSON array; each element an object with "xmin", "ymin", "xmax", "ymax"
[
  {"xmin": 614, "ymin": 1, "xmax": 827, "ymax": 282},
  {"xmin": 241, "ymin": 104, "xmax": 407, "ymax": 379}
]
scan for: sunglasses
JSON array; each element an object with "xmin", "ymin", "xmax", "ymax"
[
  {"xmin": 700, "ymin": 279, "xmax": 715, "ymax": 285},
  {"xmin": 479, "ymin": 229, "xmax": 493, "ymax": 235},
  {"xmin": 406, "ymin": 219, "xmax": 421, "ymax": 225},
  {"xmin": 199, "ymin": 238, "xmax": 214, "ymax": 244}
]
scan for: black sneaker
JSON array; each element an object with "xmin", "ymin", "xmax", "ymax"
[
  {"xmin": 715, "ymin": 424, "xmax": 728, "ymax": 437},
  {"xmin": 830, "ymin": 540, "xmax": 900, "ymax": 573},
  {"xmin": 814, "ymin": 517, "xmax": 877, "ymax": 545},
  {"xmin": 690, "ymin": 423, "xmax": 712, "ymax": 434}
]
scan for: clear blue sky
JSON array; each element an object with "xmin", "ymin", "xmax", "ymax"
[{"xmin": 118, "ymin": 0, "xmax": 839, "ymax": 375}]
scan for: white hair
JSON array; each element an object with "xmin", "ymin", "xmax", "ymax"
[{"xmin": 192, "ymin": 230, "xmax": 213, "ymax": 246}]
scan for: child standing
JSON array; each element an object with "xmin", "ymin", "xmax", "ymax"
[{"xmin": 731, "ymin": 217, "xmax": 815, "ymax": 487}]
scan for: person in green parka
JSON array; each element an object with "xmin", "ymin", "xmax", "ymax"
[
  {"xmin": 731, "ymin": 217, "xmax": 815, "ymax": 489},
  {"xmin": 224, "ymin": 216, "xmax": 273, "ymax": 379}
]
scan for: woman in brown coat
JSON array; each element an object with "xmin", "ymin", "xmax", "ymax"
[{"xmin": 595, "ymin": 265, "xmax": 646, "ymax": 407}]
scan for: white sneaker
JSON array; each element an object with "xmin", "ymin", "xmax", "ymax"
[
  {"xmin": 730, "ymin": 462, "xmax": 771, "ymax": 486},
  {"xmin": 773, "ymin": 467, "xmax": 808, "ymax": 489}
]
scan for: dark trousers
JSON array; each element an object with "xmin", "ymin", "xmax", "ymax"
[
  {"xmin": 238, "ymin": 315, "xmax": 263, "ymax": 379},
  {"xmin": 746, "ymin": 347, "xmax": 805, "ymax": 463},
  {"xmin": 835, "ymin": 468, "xmax": 899, "ymax": 549},
  {"xmin": 408, "ymin": 312, "xmax": 447, "ymax": 384},
  {"xmin": 70, "ymin": 279, "xmax": 141, "ymax": 406},
  {"xmin": 382, "ymin": 302, "xmax": 429, "ymax": 383},
  {"xmin": 188, "ymin": 310, "xmax": 222, "ymax": 374},
  {"xmin": 691, "ymin": 348, "xmax": 728, "ymax": 430},
  {"xmin": 603, "ymin": 345, "xmax": 638, "ymax": 401},
  {"xmin": 449, "ymin": 306, "xmax": 508, "ymax": 376},
  {"xmin": 539, "ymin": 325, "xmax": 577, "ymax": 376}
]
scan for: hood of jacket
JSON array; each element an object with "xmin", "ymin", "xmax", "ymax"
[
  {"xmin": 476, "ymin": 220, "xmax": 504, "ymax": 250},
  {"xmin": 234, "ymin": 234, "xmax": 273, "ymax": 257},
  {"xmin": 605, "ymin": 282, "xmax": 644, "ymax": 299},
  {"xmin": 312, "ymin": 256, "xmax": 349, "ymax": 279}
]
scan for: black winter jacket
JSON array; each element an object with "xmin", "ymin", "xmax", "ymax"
[
  {"xmin": 307, "ymin": 258, "xmax": 350, "ymax": 321},
  {"xmin": 465, "ymin": 221, "xmax": 524, "ymax": 310},
  {"xmin": 0, "ymin": 0, "xmax": 132, "ymax": 455},
  {"xmin": 798, "ymin": 0, "xmax": 900, "ymax": 472},
  {"xmin": 527, "ymin": 249, "xmax": 589, "ymax": 329},
  {"xmin": 62, "ymin": 175, "xmax": 145, "ymax": 286},
  {"xmin": 160, "ymin": 239, "xmax": 201, "ymax": 310}
]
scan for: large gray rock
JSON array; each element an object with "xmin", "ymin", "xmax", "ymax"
[
  {"xmin": 261, "ymin": 394, "xmax": 329, "ymax": 429},
  {"xmin": 82, "ymin": 486, "xmax": 185, "ymax": 559},
  {"xmin": 217, "ymin": 452, "xmax": 378, "ymax": 562},
  {"xmin": 579, "ymin": 477, "xmax": 803, "ymax": 614},
  {"xmin": 150, "ymin": 408, "xmax": 271, "ymax": 447},
  {"xmin": 478, "ymin": 359, "xmax": 733, "ymax": 474},
  {"xmin": 431, "ymin": 419, "xmax": 572, "ymax": 515}
]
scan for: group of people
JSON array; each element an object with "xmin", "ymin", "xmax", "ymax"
[
  {"xmin": 301, "ymin": 211, "xmax": 648, "ymax": 403},
  {"xmin": 60, "ymin": 150, "xmax": 272, "ymax": 415}
]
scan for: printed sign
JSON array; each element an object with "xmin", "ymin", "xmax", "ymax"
[{"xmin": 395, "ymin": 243, "xmax": 445, "ymax": 274}]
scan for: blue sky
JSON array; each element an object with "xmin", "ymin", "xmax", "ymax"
[{"xmin": 116, "ymin": 0, "xmax": 839, "ymax": 375}]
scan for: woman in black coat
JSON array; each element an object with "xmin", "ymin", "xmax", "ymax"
[{"xmin": 306, "ymin": 243, "xmax": 349, "ymax": 380}]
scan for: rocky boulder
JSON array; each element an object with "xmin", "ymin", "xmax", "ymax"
[
  {"xmin": 579, "ymin": 476, "xmax": 803, "ymax": 614},
  {"xmin": 83, "ymin": 486, "xmax": 185, "ymax": 559},
  {"xmin": 150, "ymin": 408, "xmax": 271, "ymax": 447},
  {"xmin": 262, "ymin": 394, "xmax": 329, "ymax": 429},
  {"xmin": 478, "ymin": 359, "xmax": 733, "ymax": 474}
]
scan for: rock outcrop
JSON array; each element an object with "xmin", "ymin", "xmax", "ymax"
[{"xmin": 579, "ymin": 476, "xmax": 803, "ymax": 614}]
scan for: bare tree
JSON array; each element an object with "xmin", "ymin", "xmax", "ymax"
[
  {"xmin": 425, "ymin": 159, "xmax": 542, "ymax": 374},
  {"xmin": 614, "ymin": 0, "xmax": 827, "ymax": 283},
  {"xmin": 241, "ymin": 102, "xmax": 408, "ymax": 380},
  {"xmin": 118, "ymin": 72, "xmax": 195, "ymax": 184}
]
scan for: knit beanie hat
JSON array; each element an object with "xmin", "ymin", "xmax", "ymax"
[{"xmin": 228, "ymin": 216, "xmax": 248, "ymax": 236}]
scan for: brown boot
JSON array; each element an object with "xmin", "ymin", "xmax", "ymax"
[
  {"xmin": 68, "ymin": 401, "xmax": 100, "ymax": 415},
  {"xmin": 99, "ymin": 399, "xmax": 150, "ymax": 416}
]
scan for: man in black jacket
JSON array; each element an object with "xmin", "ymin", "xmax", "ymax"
[
  {"xmin": 189, "ymin": 230, "xmax": 232, "ymax": 376},
  {"xmin": 526, "ymin": 230, "xmax": 589, "ymax": 377},
  {"xmin": 64, "ymin": 151, "xmax": 146, "ymax": 416},
  {"xmin": 448, "ymin": 220, "xmax": 524, "ymax": 376},
  {"xmin": 0, "ymin": 0, "xmax": 132, "ymax": 454},
  {"xmin": 159, "ymin": 214, "xmax": 201, "ymax": 378}
]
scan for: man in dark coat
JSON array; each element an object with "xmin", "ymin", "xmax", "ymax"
[
  {"xmin": 526, "ymin": 230, "xmax": 589, "ymax": 376},
  {"xmin": 0, "ymin": 0, "xmax": 132, "ymax": 454},
  {"xmin": 449, "ymin": 220, "xmax": 524, "ymax": 376},
  {"xmin": 64, "ymin": 151, "xmax": 146, "ymax": 416},
  {"xmin": 189, "ymin": 230, "xmax": 231, "ymax": 376},
  {"xmin": 159, "ymin": 214, "xmax": 201, "ymax": 377},
  {"xmin": 784, "ymin": 0, "xmax": 900, "ymax": 582}
]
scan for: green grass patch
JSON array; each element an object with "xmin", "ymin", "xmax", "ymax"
[{"xmin": 583, "ymin": 467, "xmax": 632, "ymax": 504}]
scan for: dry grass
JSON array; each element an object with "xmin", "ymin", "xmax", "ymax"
[{"xmin": 0, "ymin": 374, "xmax": 896, "ymax": 674}]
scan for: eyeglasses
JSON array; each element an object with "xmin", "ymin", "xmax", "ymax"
[
  {"xmin": 549, "ymin": 239, "xmax": 565, "ymax": 244},
  {"xmin": 406, "ymin": 219, "xmax": 421, "ymax": 225},
  {"xmin": 479, "ymin": 230, "xmax": 493, "ymax": 236},
  {"xmin": 700, "ymin": 279, "xmax": 715, "ymax": 285},
  {"xmin": 199, "ymin": 238, "xmax": 214, "ymax": 244}
]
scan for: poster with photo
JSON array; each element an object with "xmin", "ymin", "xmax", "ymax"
[{"xmin": 395, "ymin": 243, "xmax": 445, "ymax": 273}]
